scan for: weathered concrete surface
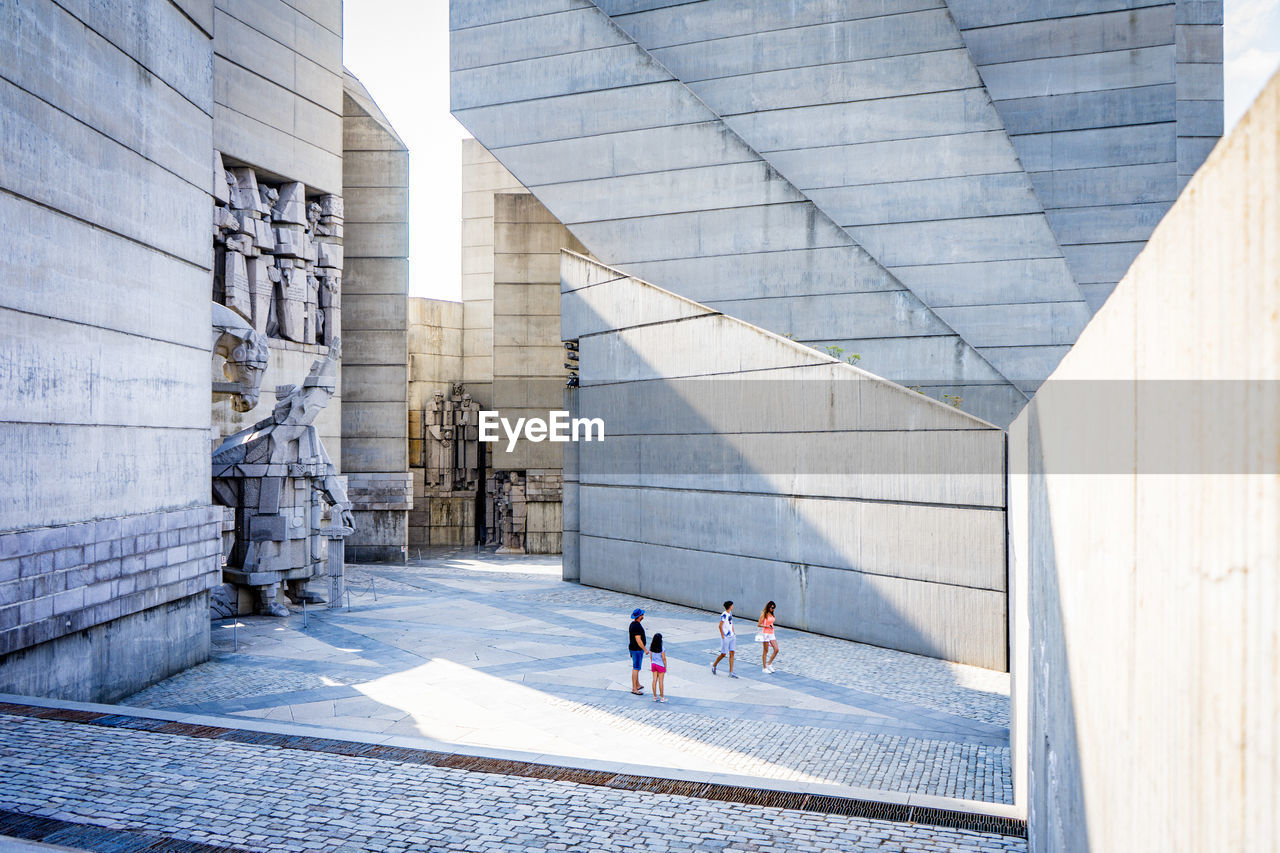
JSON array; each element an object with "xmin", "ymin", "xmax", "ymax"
[
  {"xmin": 0, "ymin": 0, "xmax": 222, "ymax": 698},
  {"xmin": 213, "ymin": 0, "xmax": 343, "ymax": 193},
  {"xmin": 450, "ymin": 2, "xmax": 1028, "ymax": 426},
  {"xmin": 563, "ymin": 253, "xmax": 1008, "ymax": 670},
  {"xmin": 460, "ymin": 140, "xmax": 530, "ymax": 409},
  {"xmin": 1009, "ymin": 71, "xmax": 1278, "ymax": 851},
  {"xmin": 340, "ymin": 70, "xmax": 411, "ymax": 562},
  {"xmin": 451, "ymin": 0, "xmax": 1222, "ymax": 422}
]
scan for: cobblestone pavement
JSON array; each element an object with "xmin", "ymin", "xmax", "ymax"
[
  {"xmin": 0, "ymin": 714, "xmax": 1024, "ymax": 853},
  {"xmin": 124, "ymin": 551, "xmax": 1012, "ymax": 804}
]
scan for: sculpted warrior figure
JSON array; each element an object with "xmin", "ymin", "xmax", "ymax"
[
  {"xmin": 211, "ymin": 302, "xmax": 268, "ymax": 413},
  {"xmin": 212, "ymin": 340, "xmax": 352, "ymax": 615}
]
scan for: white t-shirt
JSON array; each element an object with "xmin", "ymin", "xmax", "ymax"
[{"xmin": 720, "ymin": 611, "xmax": 734, "ymax": 638}]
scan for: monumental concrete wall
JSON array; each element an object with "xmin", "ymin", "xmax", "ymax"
[
  {"xmin": 460, "ymin": 140, "xmax": 529, "ymax": 409},
  {"xmin": 0, "ymin": 0, "xmax": 222, "ymax": 700},
  {"xmin": 210, "ymin": 0, "xmax": 346, "ymax": 467},
  {"xmin": 947, "ymin": 0, "xmax": 1223, "ymax": 310},
  {"xmin": 212, "ymin": 0, "xmax": 343, "ymax": 195},
  {"xmin": 563, "ymin": 253, "xmax": 1009, "ymax": 670},
  {"xmin": 451, "ymin": 0, "xmax": 1222, "ymax": 426},
  {"xmin": 490, "ymin": 193, "xmax": 581, "ymax": 554},
  {"xmin": 406, "ymin": 299, "xmax": 470, "ymax": 550},
  {"xmin": 1010, "ymin": 71, "xmax": 1279, "ymax": 850},
  {"xmin": 341, "ymin": 71, "xmax": 412, "ymax": 563}
]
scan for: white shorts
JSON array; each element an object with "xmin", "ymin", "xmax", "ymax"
[
  {"xmin": 759, "ymin": 632, "xmax": 776, "ymax": 643},
  {"xmin": 720, "ymin": 635, "xmax": 736, "ymax": 654}
]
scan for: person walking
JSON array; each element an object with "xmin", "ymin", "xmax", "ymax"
[
  {"xmin": 711, "ymin": 600, "xmax": 738, "ymax": 678},
  {"xmin": 650, "ymin": 632, "xmax": 668, "ymax": 702},
  {"xmin": 628, "ymin": 608, "xmax": 648, "ymax": 695},
  {"xmin": 757, "ymin": 600, "xmax": 779, "ymax": 673}
]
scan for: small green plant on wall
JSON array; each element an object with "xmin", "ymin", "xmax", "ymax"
[
  {"xmin": 943, "ymin": 394, "xmax": 963, "ymax": 408},
  {"xmin": 821, "ymin": 344, "xmax": 861, "ymax": 365}
]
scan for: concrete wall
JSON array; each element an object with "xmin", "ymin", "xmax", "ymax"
[
  {"xmin": 341, "ymin": 71, "xmax": 412, "ymax": 562},
  {"xmin": 211, "ymin": 0, "xmax": 346, "ymax": 467},
  {"xmin": 947, "ymin": 0, "xmax": 1223, "ymax": 310},
  {"xmin": 451, "ymin": 1, "xmax": 1222, "ymax": 425},
  {"xmin": 0, "ymin": 0, "xmax": 222, "ymax": 699},
  {"xmin": 1010, "ymin": 71, "xmax": 1278, "ymax": 850},
  {"xmin": 490, "ymin": 193, "xmax": 579, "ymax": 553},
  {"xmin": 406, "ymin": 298, "xmax": 469, "ymax": 550},
  {"xmin": 563, "ymin": 253, "xmax": 1009, "ymax": 670},
  {"xmin": 213, "ymin": 0, "xmax": 344, "ymax": 194},
  {"xmin": 460, "ymin": 139, "xmax": 528, "ymax": 409}
]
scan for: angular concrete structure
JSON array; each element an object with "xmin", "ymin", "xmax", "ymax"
[
  {"xmin": 0, "ymin": 0, "xmax": 222, "ymax": 700},
  {"xmin": 451, "ymin": 0, "xmax": 1223, "ymax": 426},
  {"xmin": 563, "ymin": 253, "xmax": 1009, "ymax": 669},
  {"xmin": 341, "ymin": 71, "xmax": 414, "ymax": 562},
  {"xmin": 1010, "ymin": 71, "xmax": 1278, "ymax": 850}
]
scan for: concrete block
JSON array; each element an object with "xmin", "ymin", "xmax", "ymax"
[
  {"xmin": 1029, "ymin": 162, "xmax": 1179, "ymax": 208},
  {"xmin": 603, "ymin": 0, "xmax": 943, "ymax": 49},
  {"xmin": 1013, "ymin": 122, "xmax": 1176, "ymax": 172},
  {"xmin": 1176, "ymin": 24, "xmax": 1223, "ymax": 62},
  {"xmin": 846, "ymin": 214, "xmax": 1062, "ymax": 266},
  {"xmin": 57, "ymin": 0, "xmax": 214, "ymax": 110},
  {"xmin": 961, "ymin": 6, "xmax": 1174, "ymax": 66},
  {"xmin": 0, "ymin": 78, "xmax": 211, "ymax": 267},
  {"xmin": 343, "ymin": 257, "xmax": 410, "ymax": 295},
  {"xmin": 723, "ymin": 89, "xmax": 1004, "ymax": 151},
  {"xmin": 342, "ymin": 149, "xmax": 409, "ymax": 188},
  {"xmin": 767, "ymin": 131, "xmax": 1021, "ymax": 190},
  {"xmin": 494, "ymin": 122, "xmax": 756, "ymax": 187},
  {"xmin": 810, "ymin": 171, "xmax": 1043, "ymax": 227},
  {"xmin": 343, "ymin": 188, "xmax": 410, "ymax": 225},
  {"xmin": 0, "ymin": 311, "xmax": 210, "ymax": 429},
  {"xmin": 343, "ymin": 295, "xmax": 408, "ymax": 332},
  {"xmin": 686, "ymin": 49, "xmax": 981, "ymax": 115},
  {"xmin": 450, "ymin": 0, "xmax": 594, "ymax": 30},
  {"xmin": 453, "ymin": 80, "xmax": 711, "ymax": 149},
  {"xmin": 996, "ymin": 84, "xmax": 1176, "ymax": 135},
  {"xmin": 1061, "ymin": 241, "xmax": 1147, "ymax": 283},
  {"xmin": 1175, "ymin": 61, "xmax": 1224, "ymax": 100},
  {"xmin": 569, "ymin": 203, "xmax": 848, "ymax": 266},
  {"xmin": 1045, "ymin": 202, "xmax": 1172, "ymax": 245},
  {"xmin": 893, "ymin": 258, "xmax": 1083, "ymax": 307},
  {"xmin": 451, "ymin": 7, "xmax": 630, "ymax": 70},
  {"xmin": 647, "ymin": 9, "xmax": 962, "ymax": 82}
]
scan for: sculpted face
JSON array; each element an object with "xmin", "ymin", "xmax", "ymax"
[{"xmin": 223, "ymin": 334, "xmax": 269, "ymax": 413}]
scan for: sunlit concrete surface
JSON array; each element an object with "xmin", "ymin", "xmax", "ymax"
[{"xmin": 123, "ymin": 550, "xmax": 1011, "ymax": 804}]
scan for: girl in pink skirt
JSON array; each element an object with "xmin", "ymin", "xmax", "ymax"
[{"xmin": 649, "ymin": 633, "xmax": 668, "ymax": 702}]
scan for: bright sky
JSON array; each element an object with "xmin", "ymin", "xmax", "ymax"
[{"xmin": 342, "ymin": 1, "xmax": 1280, "ymax": 302}]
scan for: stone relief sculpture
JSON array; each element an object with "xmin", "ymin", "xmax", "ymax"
[
  {"xmin": 212, "ymin": 302, "xmax": 269, "ymax": 413},
  {"xmin": 211, "ymin": 342, "xmax": 352, "ymax": 616},
  {"xmin": 212, "ymin": 151, "xmax": 343, "ymax": 348},
  {"xmin": 422, "ymin": 384, "xmax": 482, "ymax": 491}
]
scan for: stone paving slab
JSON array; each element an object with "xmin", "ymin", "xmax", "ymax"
[
  {"xmin": 122, "ymin": 551, "xmax": 1013, "ymax": 804},
  {"xmin": 0, "ymin": 710, "xmax": 1026, "ymax": 852}
]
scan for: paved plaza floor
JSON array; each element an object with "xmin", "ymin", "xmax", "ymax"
[
  {"xmin": 129, "ymin": 550, "xmax": 1012, "ymax": 804},
  {"xmin": 0, "ymin": 549, "xmax": 1022, "ymax": 851}
]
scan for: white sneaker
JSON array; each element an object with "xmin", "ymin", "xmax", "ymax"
[{"xmin": 766, "ymin": 666, "xmax": 776, "ymax": 673}]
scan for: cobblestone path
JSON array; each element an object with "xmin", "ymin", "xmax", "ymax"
[{"xmin": 0, "ymin": 712, "xmax": 1025, "ymax": 852}]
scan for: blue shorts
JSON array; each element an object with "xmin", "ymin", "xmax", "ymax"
[{"xmin": 630, "ymin": 649, "xmax": 644, "ymax": 670}]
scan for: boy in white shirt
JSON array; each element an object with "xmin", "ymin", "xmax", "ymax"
[{"xmin": 711, "ymin": 600, "xmax": 738, "ymax": 678}]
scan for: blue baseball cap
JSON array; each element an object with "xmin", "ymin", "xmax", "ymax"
[{"xmin": 631, "ymin": 608, "xmax": 645, "ymax": 619}]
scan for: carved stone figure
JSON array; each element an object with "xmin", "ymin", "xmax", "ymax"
[
  {"xmin": 212, "ymin": 341, "xmax": 352, "ymax": 616},
  {"xmin": 212, "ymin": 302, "xmax": 269, "ymax": 413}
]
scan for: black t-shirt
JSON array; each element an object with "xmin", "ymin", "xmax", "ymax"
[{"xmin": 628, "ymin": 619, "xmax": 646, "ymax": 651}]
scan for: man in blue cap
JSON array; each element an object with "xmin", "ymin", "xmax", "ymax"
[{"xmin": 628, "ymin": 608, "xmax": 647, "ymax": 695}]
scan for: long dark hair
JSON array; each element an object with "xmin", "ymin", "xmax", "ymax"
[
  {"xmin": 762, "ymin": 601, "xmax": 776, "ymax": 619},
  {"xmin": 650, "ymin": 633, "xmax": 663, "ymax": 654}
]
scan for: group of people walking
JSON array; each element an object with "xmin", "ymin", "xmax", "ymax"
[{"xmin": 627, "ymin": 600, "xmax": 781, "ymax": 701}]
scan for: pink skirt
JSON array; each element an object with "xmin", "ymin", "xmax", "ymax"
[{"xmin": 651, "ymin": 663, "xmax": 666, "ymax": 673}]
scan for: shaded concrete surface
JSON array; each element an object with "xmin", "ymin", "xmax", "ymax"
[{"xmin": 123, "ymin": 550, "xmax": 1012, "ymax": 805}]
